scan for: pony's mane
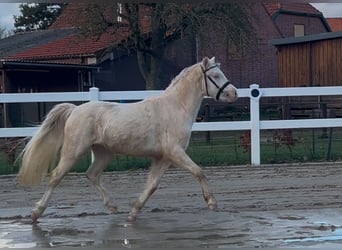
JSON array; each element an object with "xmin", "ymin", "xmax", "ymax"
[
  {"xmin": 165, "ymin": 61, "xmax": 221, "ymax": 91},
  {"xmin": 165, "ymin": 63, "xmax": 199, "ymax": 90}
]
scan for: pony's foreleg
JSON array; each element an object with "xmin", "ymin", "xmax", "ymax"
[
  {"xmin": 32, "ymin": 157, "xmax": 76, "ymax": 222},
  {"xmin": 128, "ymin": 158, "xmax": 170, "ymax": 222},
  {"xmin": 168, "ymin": 147, "xmax": 217, "ymax": 210},
  {"xmin": 86, "ymin": 148, "xmax": 116, "ymax": 213}
]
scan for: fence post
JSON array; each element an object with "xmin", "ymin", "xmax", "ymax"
[
  {"xmin": 88, "ymin": 87, "xmax": 99, "ymax": 164},
  {"xmin": 250, "ymin": 84, "xmax": 262, "ymax": 166},
  {"xmin": 89, "ymin": 87, "xmax": 100, "ymax": 101}
]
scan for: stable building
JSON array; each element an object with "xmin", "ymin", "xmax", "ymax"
[{"xmin": 270, "ymin": 31, "xmax": 342, "ymax": 118}]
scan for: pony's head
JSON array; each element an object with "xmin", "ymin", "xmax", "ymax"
[{"xmin": 201, "ymin": 57, "xmax": 238, "ymax": 102}]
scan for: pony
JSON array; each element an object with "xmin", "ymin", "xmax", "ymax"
[{"xmin": 18, "ymin": 56, "xmax": 238, "ymax": 222}]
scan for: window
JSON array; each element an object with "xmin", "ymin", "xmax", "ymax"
[{"xmin": 294, "ymin": 24, "xmax": 305, "ymax": 37}]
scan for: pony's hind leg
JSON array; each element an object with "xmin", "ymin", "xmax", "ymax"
[
  {"xmin": 128, "ymin": 158, "xmax": 170, "ymax": 222},
  {"xmin": 86, "ymin": 146, "xmax": 116, "ymax": 213},
  {"xmin": 32, "ymin": 128, "xmax": 92, "ymax": 222},
  {"xmin": 168, "ymin": 147, "xmax": 217, "ymax": 211},
  {"xmin": 32, "ymin": 155, "xmax": 79, "ymax": 222}
]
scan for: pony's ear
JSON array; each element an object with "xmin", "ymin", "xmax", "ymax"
[
  {"xmin": 209, "ymin": 57, "xmax": 216, "ymax": 64},
  {"xmin": 202, "ymin": 57, "xmax": 210, "ymax": 69}
]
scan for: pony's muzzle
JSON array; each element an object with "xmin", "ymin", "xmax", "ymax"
[{"xmin": 223, "ymin": 85, "xmax": 238, "ymax": 103}]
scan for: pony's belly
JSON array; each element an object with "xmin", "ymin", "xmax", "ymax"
[
  {"xmin": 100, "ymin": 133, "xmax": 162, "ymax": 158},
  {"xmin": 107, "ymin": 144, "xmax": 162, "ymax": 158}
]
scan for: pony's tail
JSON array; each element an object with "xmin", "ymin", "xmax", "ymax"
[{"xmin": 18, "ymin": 103, "xmax": 76, "ymax": 186}]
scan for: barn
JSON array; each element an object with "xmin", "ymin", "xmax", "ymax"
[
  {"xmin": 269, "ymin": 31, "xmax": 342, "ymax": 88},
  {"xmin": 269, "ymin": 31, "xmax": 342, "ymax": 118}
]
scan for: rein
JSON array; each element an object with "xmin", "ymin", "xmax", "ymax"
[{"xmin": 201, "ymin": 64, "xmax": 231, "ymax": 101}]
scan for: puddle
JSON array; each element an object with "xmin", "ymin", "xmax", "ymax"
[
  {"xmin": 2, "ymin": 166, "xmax": 342, "ymax": 248},
  {"xmin": 278, "ymin": 215, "xmax": 306, "ymax": 220},
  {"xmin": 284, "ymin": 222, "xmax": 342, "ymax": 245},
  {"xmin": 0, "ymin": 233, "xmax": 12, "ymax": 248},
  {"xmin": 49, "ymin": 238, "xmax": 94, "ymax": 247},
  {"xmin": 2, "ymin": 211, "xmax": 342, "ymax": 248},
  {"xmin": 0, "ymin": 220, "xmax": 36, "ymax": 248},
  {"xmin": 0, "ymin": 228, "xmax": 36, "ymax": 248}
]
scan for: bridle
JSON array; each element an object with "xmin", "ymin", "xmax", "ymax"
[{"xmin": 201, "ymin": 64, "xmax": 231, "ymax": 101}]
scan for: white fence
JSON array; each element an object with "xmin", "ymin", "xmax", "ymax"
[{"xmin": 1, "ymin": 84, "xmax": 342, "ymax": 166}]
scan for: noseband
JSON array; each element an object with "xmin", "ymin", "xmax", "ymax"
[{"xmin": 201, "ymin": 64, "xmax": 231, "ymax": 100}]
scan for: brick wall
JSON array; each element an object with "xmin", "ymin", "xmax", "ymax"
[
  {"xmin": 196, "ymin": 3, "xmax": 281, "ymax": 88},
  {"xmin": 275, "ymin": 14, "xmax": 328, "ymax": 37}
]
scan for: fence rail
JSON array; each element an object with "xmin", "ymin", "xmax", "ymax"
[{"xmin": 1, "ymin": 85, "xmax": 342, "ymax": 166}]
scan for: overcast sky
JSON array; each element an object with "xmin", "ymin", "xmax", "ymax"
[
  {"xmin": 0, "ymin": 3, "xmax": 342, "ymax": 32},
  {"xmin": 0, "ymin": 3, "xmax": 20, "ymax": 31}
]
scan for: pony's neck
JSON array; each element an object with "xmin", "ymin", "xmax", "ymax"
[{"xmin": 165, "ymin": 63, "xmax": 205, "ymax": 120}]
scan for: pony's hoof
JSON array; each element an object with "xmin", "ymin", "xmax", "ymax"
[
  {"xmin": 127, "ymin": 214, "xmax": 136, "ymax": 222},
  {"xmin": 208, "ymin": 203, "xmax": 218, "ymax": 211},
  {"xmin": 31, "ymin": 212, "xmax": 39, "ymax": 223},
  {"xmin": 108, "ymin": 206, "xmax": 118, "ymax": 214}
]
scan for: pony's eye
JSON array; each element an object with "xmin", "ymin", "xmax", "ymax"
[{"xmin": 212, "ymin": 73, "xmax": 220, "ymax": 79}]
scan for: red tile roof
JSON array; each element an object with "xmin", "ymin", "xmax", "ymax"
[
  {"xmin": 7, "ymin": 3, "xmax": 325, "ymax": 64},
  {"xmin": 5, "ymin": 30, "xmax": 129, "ymax": 63},
  {"xmin": 263, "ymin": 3, "xmax": 281, "ymax": 17},
  {"xmin": 327, "ymin": 18, "xmax": 342, "ymax": 31},
  {"xmin": 7, "ymin": 3, "xmax": 149, "ymax": 64},
  {"xmin": 49, "ymin": 3, "xmax": 88, "ymax": 29},
  {"xmin": 51, "ymin": 3, "xmax": 151, "ymax": 32},
  {"xmin": 7, "ymin": 3, "xmax": 130, "ymax": 64},
  {"xmin": 50, "ymin": 3, "xmax": 124, "ymax": 29},
  {"xmin": 264, "ymin": 3, "xmax": 322, "ymax": 17}
]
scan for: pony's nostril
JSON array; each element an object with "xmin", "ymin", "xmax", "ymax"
[{"xmin": 231, "ymin": 89, "xmax": 238, "ymax": 98}]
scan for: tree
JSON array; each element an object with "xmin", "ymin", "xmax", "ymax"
[
  {"xmin": 82, "ymin": 3, "xmax": 254, "ymax": 89},
  {"xmin": 14, "ymin": 3, "xmax": 67, "ymax": 32}
]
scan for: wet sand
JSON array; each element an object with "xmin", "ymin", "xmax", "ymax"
[{"xmin": 1, "ymin": 163, "xmax": 342, "ymax": 248}]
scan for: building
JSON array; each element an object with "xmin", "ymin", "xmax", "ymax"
[
  {"xmin": 270, "ymin": 31, "xmax": 342, "ymax": 118},
  {"xmin": 270, "ymin": 31, "xmax": 342, "ymax": 88},
  {"xmin": 327, "ymin": 18, "xmax": 342, "ymax": 32},
  {"xmin": 0, "ymin": 3, "xmax": 333, "ymax": 126}
]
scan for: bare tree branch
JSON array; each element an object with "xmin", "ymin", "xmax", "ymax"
[{"xmin": 79, "ymin": 3, "xmax": 255, "ymax": 89}]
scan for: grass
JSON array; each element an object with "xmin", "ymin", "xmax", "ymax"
[
  {"xmin": 260, "ymin": 128, "xmax": 342, "ymax": 163},
  {"xmin": 1, "ymin": 128, "xmax": 342, "ymax": 175}
]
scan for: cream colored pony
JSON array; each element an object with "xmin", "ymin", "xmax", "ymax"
[{"xmin": 18, "ymin": 57, "xmax": 238, "ymax": 222}]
